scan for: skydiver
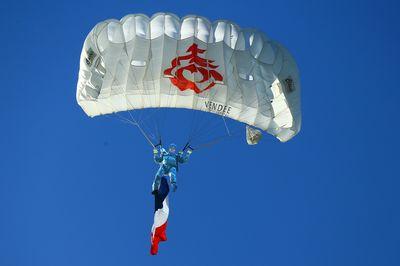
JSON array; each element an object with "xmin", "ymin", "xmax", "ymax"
[{"xmin": 152, "ymin": 143, "xmax": 192, "ymax": 194}]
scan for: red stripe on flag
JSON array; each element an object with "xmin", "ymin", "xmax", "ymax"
[{"xmin": 150, "ymin": 221, "xmax": 168, "ymax": 255}]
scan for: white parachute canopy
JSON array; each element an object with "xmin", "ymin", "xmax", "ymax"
[{"xmin": 77, "ymin": 13, "xmax": 301, "ymax": 142}]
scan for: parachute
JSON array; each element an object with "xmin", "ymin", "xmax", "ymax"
[{"xmin": 77, "ymin": 13, "xmax": 301, "ymax": 145}]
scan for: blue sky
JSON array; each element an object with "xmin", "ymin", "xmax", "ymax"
[{"xmin": 1, "ymin": 0, "xmax": 399, "ymax": 265}]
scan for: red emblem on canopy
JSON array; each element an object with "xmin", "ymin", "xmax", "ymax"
[{"xmin": 164, "ymin": 44, "xmax": 223, "ymax": 94}]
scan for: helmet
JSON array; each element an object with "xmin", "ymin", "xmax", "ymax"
[{"xmin": 168, "ymin": 143, "xmax": 177, "ymax": 154}]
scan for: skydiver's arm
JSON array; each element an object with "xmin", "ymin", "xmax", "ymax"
[
  {"xmin": 153, "ymin": 147, "xmax": 163, "ymax": 163},
  {"xmin": 177, "ymin": 149, "xmax": 192, "ymax": 163}
]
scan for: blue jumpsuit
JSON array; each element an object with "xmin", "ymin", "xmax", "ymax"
[{"xmin": 152, "ymin": 147, "xmax": 191, "ymax": 192}]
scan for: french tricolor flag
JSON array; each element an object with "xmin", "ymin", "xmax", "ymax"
[{"xmin": 150, "ymin": 176, "xmax": 170, "ymax": 255}]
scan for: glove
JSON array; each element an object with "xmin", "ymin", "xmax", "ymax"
[
  {"xmin": 171, "ymin": 183, "xmax": 178, "ymax": 192},
  {"xmin": 153, "ymin": 148, "xmax": 158, "ymax": 154},
  {"xmin": 187, "ymin": 149, "xmax": 193, "ymax": 155}
]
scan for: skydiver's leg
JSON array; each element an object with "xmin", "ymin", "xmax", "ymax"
[
  {"xmin": 152, "ymin": 166, "xmax": 165, "ymax": 193},
  {"xmin": 169, "ymin": 167, "xmax": 177, "ymax": 191},
  {"xmin": 169, "ymin": 167, "xmax": 177, "ymax": 185}
]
